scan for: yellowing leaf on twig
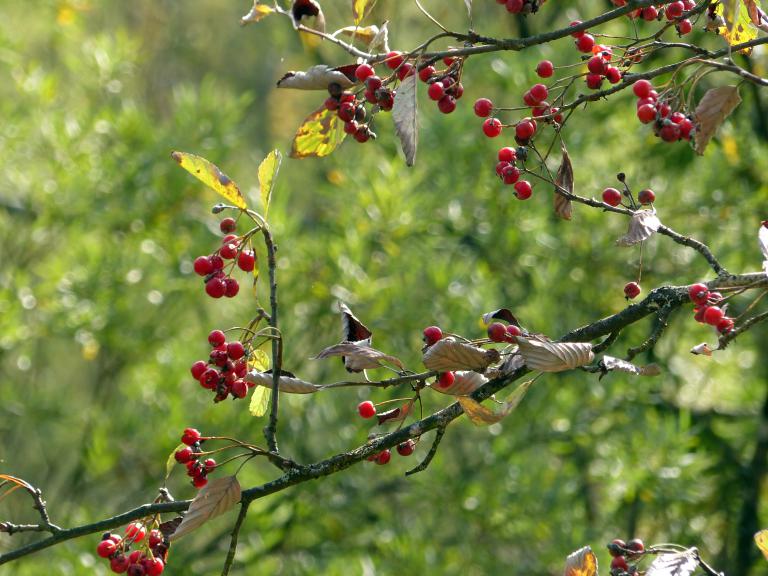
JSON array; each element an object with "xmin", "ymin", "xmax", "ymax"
[
  {"xmin": 352, "ymin": 0, "xmax": 376, "ymax": 24},
  {"xmin": 554, "ymin": 145, "xmax": 574, "ymax": 220},
  {"xmin": 563, "ymin": 546, "xmax": 598, "ymax": 576},
  {"xmin": 169, "ymin": 476, "xmax": 241, "ymax": 541},
  {"xmin": 240, "ymin": 1, "xmax": 275, "ymax": 25},
  {"xmin": 258, "ymin": 149, "xmax": 281, "ymax": 219},
  {"xmin": 515, "ymin": 337, "xmax": 593, "ymax": 372},
  {"xmin": 171, "ymin": 151, "xmax": 247, "ymax": 209},
  {"xmin": 423, "ymin": 338, "xmax": 500, "ymax": 372},
  {"xmin": 755, "ymin": 528, "xmax": 768, "ymax": 561},
  {"xmin": 694, "ymin": 86, "xmax": 742, "ymax": 155},
  {"xmin": 458, "ymin": 379, "xmax": 533, "ymax": 426},
  {"xmin": 290, "ymin": 106, "xmax": 347, "ymax": 159},
  {"xmin": 715, "ymin": 0, "xmax": 759, "ymax": 51}
]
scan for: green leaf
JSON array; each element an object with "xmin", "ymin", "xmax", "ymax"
[
  {"xmin": 171, "ymin": 151, "xmax": 247, "ymax": 209},
  {"xmin": 249, "ymin": 385, "xmax": 271, "ymax": 417},
  {"xmin": 249, "ymin": 348, "xmax": 270, "ymax": 372},
  {"xmin": 165, "ymin": 443, "xmax": 186, "ymax": 481},
  {"xmin": 290, "ymin": 106, "xmax": 347, "ymax": 159},
  {"xmin": 258, "ymin": 149, "xmax": 282, "ymax": 219}
]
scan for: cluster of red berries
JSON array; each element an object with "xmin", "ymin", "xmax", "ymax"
[
  {"xmin": 632, "ymin": 79, "xmax": 695, "ymax": 143},
  {"xmin": 190, "ymin": 330, "xmax": 253, "ymax": 402},
  {"xmin": 365, "ymin": 438, "xmax": 416, "ymax": 466},
  {"xmin": 192, "ymin": 218, "xmax": 256, "ymax": 299},
  {"xmin": 495, "ymin": 0, "xmax": 547, "ymax": 14},
  {"xmin": 95, "ymin": 523, "xmax": 167, "ymax": 575},
  {"xmin": 688, "ymin": 283, "xmax": 734, "ymax": 334},
  {"xmin": 602, "ymin": 186, "xmax": 655, "ymax": 208},
  {"xmin": 606, "ymin": 537, "xmax": 645, "ymax": 575},
  {"xmin": 567, "ymin": 23, "xmax": 624, "ymax": 90},
  {"xmin": 422, "ymin": 58, "xmax": 465, "ymax": 115},
  {"xmin": 173, "ymin": 428, "xmax": 217, "ymax": 488},
  {"xmin": 493, "ymin": 146, "xmax": 534, "ymax": 199},
  {"xmin": 487, "ymin": 321, "xmax": 523, "ymax": 343},
  {"xmin": 612, "ymin": 0, "xmax": 694, "ymax": 34}
]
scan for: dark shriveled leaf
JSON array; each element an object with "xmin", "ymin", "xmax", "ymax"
[
  {"xmin": 694, "ymin": 86, "xmax": 741, "ymax": 155},
  {"xmin": 339, "ymin": 302, "xmax": 373, "ymax": 343},
  {"xmin": 169, "ymin": 476, "xmax": 241, "ymax": 541},
  {"xmin": 563, "ymin": 546, "xmax": 598, "ymax": 576},
  {"xmin": 481, "ymin": 308, "xmax": 521, "ymax": 327},
  {"xmin": 616, "ymin": 209, "xmax": 661, "ymax": 247},
  {"xmin": 646, "ymin": 548, "xmax": 698, "ymax": 576},
  {"xmin": 292, "ymin": 0, "xmax": 325, "ymax": 31},
  {"xmin": 392, "ymin": 74, "xmax": 418, "ymax": 166},
  {"xmin": 159, "ymin": 516, "xmax": 183, "ymax": 539},
  {"xmin": 554, "ymin": 145, "xmax": 574, "ymax": 220}
]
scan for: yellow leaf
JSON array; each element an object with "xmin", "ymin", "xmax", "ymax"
[
  {"xmin": 756, "ymin": 529, "xmax": 768, "ymax": 561},
  {"xmin": 290, "ymin": 106, "xmax": 347, "ymax": 159},
  {"xmin": 458, "ymin": 380, "xmax": 533, "ymax": 426},
  {"xmin": 258, "ymin": 150, "xmax": 282, "ymax": 219},
  {"xmin": 249, "ymin": 385, "xmax": 271, "ymax": 417},
  {"xmin": 169, "ymin": 476, "xmax": 241, "ymax": 541},
  {"xmin": 249, "ymin": 349, "xmax": 270, "ymax": 373},
  {"xmin": 563, "ymin": 546, "xmax": 598, "ymax": 576},
  {"xmin": 352, "ymin": 0, "xmax": 376, "ymax": 24},
  {"xmin": 716, "ymin": 0, "xmax": 758, "ymax": 51},
  {"xmin": 164, "ymin": 443, "xmax": 186, "ymax": 481},
  {"xmin": 241, "ymin": 2, "xmax": 275, "ymax": 25},
  {"xmin": 171, "ymin": 151, "xmax": 247, "ymax": 209}
]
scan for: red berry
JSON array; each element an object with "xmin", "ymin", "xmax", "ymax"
[
  {"xmin": 530, "ymin": 83, "xmax": 548, "ymax": 103},
  {"xmin": 237, "ymin": 250, "xmax": 255, "ymax": 272},
  {"xmin": 483, "ymin": 118, "xmax": 503, "ymax": 138},
  {"xmin": 437, "ymin": 371, "xmax": 455, "ymax": 389},
  {"xmin": 148, "ymin": 529, "xmax": 163, "ymax": 548},
  {"xmin": 397, "ymin": 439, "xmax": 416, "ymax": 456},
  {"xmin": 717, "ymin": 317, "xmax": 735, "ymax": 334},
  {"xmin": 355, "ymin": 63, "xmax": 375, "ymax": 82},
  {"xmin": 659, "ymin": 121, "xmax": 681, "ymax": 142},
  {"xmin": 569, "ymin": 20, "xmax": 585, "ymax": 38},
  {"xmin": 624, "ymin": 281, "xmax": 641, "ymax": 299},
  {"xmin": 627, "ymin": 538, "xmax": 645, "ymax": 556},
  {"xmin": 679, "ymin": 118, "xmax": 694, "ymax": 140},
  {"xmin": 605, "ymin": 66, "xmax": 622, "ymax": 84},
  {"xmin": 585, "ymin": 73, "xmax": 603, "ymax": 90},
  {"xmin": 193, "ymin": 256, "xmax": 213, "ymax": 276},
  {"xmin": 181, "ymin": 427, "xmax": 201, "ymax": 446},
  {"xmin": 128, "ymin": 550, "xmax": 145, "ymax": 565},
  {"xmin": 515, "ymin": 120, "xmax": 536, "ymax": 140},
  {"xmin": 587, "ymin": 56, "xmax": 605, "ymax": 75},
  {"xmin": 97, "ymin": 539, "xmax": 117, "ymax": 558},
  {"xmin": 324, "ymin": 97, "xmax": 339, "ymax": 111},
  {"xmin": 609, "ymin": 538, "xmax": 627, "ymax": 557},
  {"xmin": 145, "ymin": 558, "xmax": 165, "ymax": 576},
  {"xmin": 224, "ymin": 277, "xmax": 240, "ymax": 298},
  {"xmin": 397, "ymin": 63, "xmax": 415, "ymax": 80},
  {"xmin": 498, "ymin": 147, "xmax": 517, "ymax": 163},
  {"xmin": 473, "ymin": 98, "xmax": 494, "ymax": 118},
  {"xmin": 174, "ymin": 446, "xmax": 194, "ymax": 463},
  {"xmin": 338, "ymin": 101, "xmax": 356, "ymax": 123},
  {"xmin": 428, "ymin": 81, "xmax": 445, "ymax": 101},
  {"xmin": 633, "ymin": 79, "xmax": 653, "ymax": 98},
  {"xmin": 602, "ymin": 187, "xmax": 622, "ymax": 206},
  {"xmin": 111, "ymin": 555, "xmax": 130, "ymax": 573},
  {"xmin": 358, "ymin": 400, "xmax": 376, "ymax": 419},
  {"xmin": 227, "ymin": 341, "xmax": 245, "ymax": 360},
  {"xmin": 208, "ymin": 330, "xmax": 226, "ymax": 347},
  {"xmin": 418, "ymin": 65, "xmax": 435, "ymax": 82},
  {"xmin": 642, "ymin": 5, "xmax": 658, "ymax": 20},
  {"xmin": 666, "ymin": 1, "xmax": 684, "ymax": 19},
  {"xmin": 375, "ymin": 449, "xmax": 391, "ymax": 465},
  {"xmin": 677, "ymin": 18, "xmax": 693, "ymax": 35},
  {"xmin": 514, "ymin": 180, "xmax": 533, "ymax": 200},
  {"xmin": 638, "ymin": 189, "xmax": 655, "ymax": 204},
  {"xmin": 125, "ymin": 522, "xmax": 146, "ymax": 543},
  {"xmin": 637, "ymin": 103, "xmax": 657, "ymax": 124},
  {"xmin": 442, "ymin": 56, "xmax": 456, "ymax": 66},
  {"xmin": 423, "ymin": 325, "xmax": 443, "ymax": 345},
  {"xmin": 506, "ymin": 324, "xmax": 522, "ymax": 339},
  {"xmin": 384, "ymin": 51, "xmax": 403, "ymax": 70},
  {"xmin": 204, "ymin": 458, "xmax": 217, "ymax": 473},
  {"xmin": 199, "ymin": 368, "xmax": 219, "ymax": 389},
  {"xmin": 231, "ymin": 379, "xmax": 248, "ymax": 398},
  {"xmin": 205, "ymin": 278, "xmax": 226, "ymax": 298},
  {"xmin": 575, "ymin": 33, "xmax": 595, "ymax": 53},
  {"xmin": 343, "ymin": 120, "xmax": 359, "ymax": 135},
  {"xmin": 506, "ymin": 0, "xmax": 523, "ymax": 12},
  {"xmin": 536, "ymin": 60, "xmax": 554, "ymax": 78},
  {"xmin": 487, "ymin": 322, "xmax": 508, "ymax": 342},
  {"xmin": 192, "ymin": 476, "xmax": 208, "ymax": 488},
  {"xmin": 190, "ymin": 360, "xmax": 208, "ymax": 380},
  {"xmin": 610, "ymin": 556, "xmax": 629, "ymax": 571},
  {"xmin": 209, "ymin": 254, "xmax": 224, "ymax": 271},
  {"xmin": 703, "ymin": 306, "xmax": 725, "ymax": 326},
  {"xmin": 501, "ymin": 165, "xmax": 521, "ymax": 185},
  {"xmin": 220, "ymin": 242, "xmax": 237, "ymax": 260},
  {"xmin": 438, "ymin": 95, "xmax": 457, "ymax": 114},
  {"xmin": 219, "ymin": 217, "xmax": 236, "ymax": 234}
]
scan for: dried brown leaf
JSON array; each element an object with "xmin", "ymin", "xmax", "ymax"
[
  {"xmin": 240, "ymin": 1, "xmax": 275, "ymax": 25},
  {"xmin": 481, "ymin": 308, "xmax": 521, "ymax": 327},
  {"xmin": 291, "ymin": 0, "xmax": 325, "ymax": 31},
  {"xmin": 339, "ymin": 302, "xmax": 373, "ymax": 343},
  {"xmin": 690, "ymin": 342, "xmax": 714, "ymax": 356},
  {"xmin": 314, "ymin": 342, "xmax": 403, "ymax": 371},
  {"xmin": 458, "ymin": 379, "xmax": 533, "ymax": 426},
  {"xmin": 423, "ymin": 338, "xmax": 499, "ymax": 372},
  {"xmin": 169, "ymin": 476, "xmax": 241, "ymax": 541},
  {"xmin": 600, "ymin": 356, "xmax": 661, "ymax": 377},
  {"xmin": 554, "ymin": 145, "xmax": 574, "ymax": 220},
  {"xmin": 431, "ymin": 370, "xmax": 487, "ymax": 396},
  {"xmin": 694, "ymin": 86, "xmax": 742, "ymax": 155},
  {"xmin": 616, "ymin": 209, "xmax": 661, "ymax": 247},
  {"xmin": 247, "ymin": 371, "xmax": 320, "ymax": 394},
  {"xmin": 392, "ymin": 74, "xmax": 418, "ymax": 166},
  {"xmin": 646, "ymin": 548, "xmax": 698, "ymax": 576},
  {"xmin": 515, "ymin": 337, "xmax": 593, "ymax": 372},
  {"xmin": 759, "ymin": 221, "xmax": 768, "ymax": 275},
  {"xmin": 563, "ymin": 546, "xmax": 598, "ymax": 576},
  {"xmin": 277, "ymin": 64, "xmax": 355, "ymax": 90}
]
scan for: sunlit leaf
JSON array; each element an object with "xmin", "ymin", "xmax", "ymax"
[
  {"xmin": 600, "ymin": 356, "xmax": 661, "ymax": 378},
  {"xmin": 554, "ymin": 145, "xmax": 574, "ymax": 220},
  {"xmin": 690, "ymin": 342, "xmax": 714, "ymax": 356},
  {"xmin": 563, "ymin": 546, "xmax": 598, "ymax": 576},
  {"xmin": 164, "ymin": 443, "xmax": 187, "ymax": 481},
  {"xmin": 352, "ymin": 0, "xmax": 376, "ymax": 24},
  {"xmin": 249, "ymin": 385, "xmax": 271, "ymax": 417},
  {"xmin": 334, "ymin": 24, "xmax": 383, "ymax": 47},
  {"xmin": 392, "ymin": 74, "xmax": 418, "ymax": 166},
  {"xmin": 431, "ymin": 370, "xmax": 487, "ymax": 396},
  {"xmin": 169, "ymin": 476, "xmax": 241, "ymax": 541},
  {"xmin": 694, "ymin": 86, "xmax": 742, "ymax": 155},
  {"xmin": 249, "ymin": 349, "xmax": 271, "ymax": 372},
  {"xmin": 258, "ymin": 149, "xmax": 281, "ymax": 219},
  {"xmin": 515, "ymin": 337, "xmax": 593, "ymax": 372},
  {"xmin": 249, "ymin": 370, "xmax": 320, "ymax": 394},
  {"xmin": 615, "ymin": 209, "xmax": 661, "ymax": 246},
  {"xmin": 715, "ymin": 0, "xmax": 758, "ymax": 51},
  {"xmin": 755, "ymin": 529, "xmax": 768, "ymax": 561},
  {"xmin": 240, "ymin": 1, "xmax": 275, "ymax": 26},
  {"xmin": 290, "ymin": 106, "xmax": 347, "ymax": 159},
  {"xmin": 646, "ymin": 548, "xmax": 698, "ymax": 576},
  {"xmin": 423, "ymin": 338, "xmax": 500, "ymax": 372},
  {"xmin": 171, "ymin": 151, "xmax": 247, "ymax": 209},
  {"xmin": 458, "ymin": 379, "xmax": 533, "ymax": 426},
  {"xmin": 277, "ymin": 65, "xmax": 356, "ymax": 90}
]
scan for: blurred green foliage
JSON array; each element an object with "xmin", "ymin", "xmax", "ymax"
[{"xmin": 1, "ymin": 1, "xmax": 767, "ymax": 574}]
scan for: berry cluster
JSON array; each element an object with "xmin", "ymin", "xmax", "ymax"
[
  {"xmin": 493, "ymin": 146, "xmax": 534, "ymax": 199},
  {"xmin": 173, "ymin": 428, "xmax": 217, "ymax": 488},
  {"xmin": 606, "ymin": 537, "xmax": 645, "ymax": 575},
  {"xmin": 568, "ymin": 23, "xmax": 623, "ymax": 90},
  {"xmin": 365, "ymin": 439, "xmax": 417, "ymax": 466},
  {"xmin": 632, "ymin": 79, "xmax": 695, "ymax": 143},
  {"xmin": 613, "ymin": 0, "xmax": 694, "ymax": 34},
  {"xmin": 193, "ymin": 218, "xmax": 256, "ymax": 299},
  {"xmin": 688, "ymin": 283, "xmax": 734, "ymax": 334},
  {"xmin": 422, "ymin": 57, "xmax": 465, "ymax": 115},
  {"xmin": 602, "ymin": 186, "xmax": 655, "ymax": 208},
  {"xmin": 495, "ymin": 0, "xmax": 547, "ymax": 14},
  {"xmin": 357, "ymin": 401, "xmax": 417, "ymax": 465},
  {"xmin": 95, "ymin": 523, "xmax": 167, "ymax": 575},
  {"xmin": 190, "ymin": 330, "xmax": 253, "ymax": 402}
]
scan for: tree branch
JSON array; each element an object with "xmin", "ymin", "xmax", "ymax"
[
  {"xmin": 220, "ymin": 501, "xmax": 250, "ymax": 576},
  {"xmin": 405, "ymin": 424, "xmax": 447, "ymax": 476},
  {"xmin": 261, "ymin": 226, "xmax": 282, "ymax": 455}
]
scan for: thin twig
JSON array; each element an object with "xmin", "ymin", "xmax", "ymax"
[
  {"xmin": 405, "ymin": 424, "xmax": 447, "ymax": 476},
  {"xmin": 220, "ymin": 501, "xmax": 251, "ymax": 576},
  {"xmin": 261, "ymin": 226, "xmax": 281, "ymax": 455},
  {"xmin": 718, "ymin": 310, "xmax": 768, "ymax": 350},
  {"xmin": 626, "ymin": 305, "xmax": 674, "ymax": 360}
]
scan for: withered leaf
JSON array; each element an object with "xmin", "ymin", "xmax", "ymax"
[
  {"xmin": 481, "ymin": 308, "xmax": 521, "ymax": 328},
  {"xmin": 464, "ymin": 0, "xmax": 472, "ymax": 19},
  {"xmin": 431, "ymin": 370, "xmax": 487, "ymax": 396},
  {"xmin": 314, "ymin": 342, "xmax": 404, "ymax": 371},
  {"xmin": 258, "ymin": 149, "xmax": 281, "ymax": 219},
  {"xmin": 170, "ymin": 476, "xmax": 241, "ymax": 541},
  {"xmin": 646, "ymin": 548, "xmax": 699, "ymax": 576},
  {"xmin": 755, "ymin": 529, "xmax": 768, "ymax": 561},
  {"xmin": 690, "ymin": 342, "xmax": 714, "ymax": 356},
  {"xmin": 277, "ymin": 64, "xmax": 356, "ymax": 90},
  {"xmin": 171, "ymin": 151, "xmax": 247, "ymax": 209},
  {"xmin": 240, "ymin": 1, "xmax": 275, "ymax": 25},
  {"xmin": 352, "ymin": 0, "xmax": 376, "ymax": 24},
  {"xmin": 159, "ymin": 516, "xmax": 183, "ymax": 539},
  {"xmin": 290, "ymin": 105, "xmax": 346, "ymax": 159},
  {"xmin": 600, "ymin": 356, "xmax": 661, "ymax": 378},
  {"xmin": 458, "ymin": 379, "xmax": 532, "ymax": 426},
  {"xmin": 694, "ymin": 86, "xmax": 741, "ymax": 155},
  {"xmin": 392, "ymin": 74, "xmax": 418, "ymax": 166},
  {"xmin": 759, "ymin": 220, "xmax": 768, "ymax": 275},
  {"xmin": 292, "ymin": 0, "xmax": 325, "ymax": 31},
  {"xmin": 339, "ymin": 302, "xmax": 373, "ymax": 343},
  {"xmin": 423, "ymin": 338, "xmax": 499, "ymax": 372},
  {"xmin": 515, "ymin": 337, "xmax": 593, "ymax": 372},
  {"xmin": 616, "ymin": 209, "xmax": 661, "ymax": 247},
  {"xmin": 746, "ymin": 0, "xmax": 768, "ymax": 31},
  {"xmin": 563, "ymin": 546, "xmax": 598, "ymax": 576},
  {"xmin": 248, "ymin": 371, "xmax": 320, "ymax": 394},
  {"xmin": 715, "ymin": 0, "xmax": 759, "ymax": 51},
  {"xmin": 554, "ymin": 145, "xmax": 574, "ymax": 220}
]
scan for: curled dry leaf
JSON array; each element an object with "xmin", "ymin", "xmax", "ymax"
[
  {"xmin": 171, "ymin": 151, "xmax": 247, "ymax": 210},
  {"xmin": 563, "ymin": 546, "xmax": 598, "ymax": 576},
  {"xmin": 694, "ymin": 86, "xmax": 742, "ymax": 155},
  {"xmin": 290, "ymin": 105, "xmax": 347, "ymax": 159},
  {"xmin": 240, "ymin": 1, "xmax": 274, "ymax": 25},
  {"xmin": 500, "ymin": 352, "xmax": 525, "ymax": 375},
  {"xmin": 690, "ymin": 342, "xmax": 714, "ymax": 356},
  {"xmin": 755, "ymin": 529, "xmax": 768, "ymax": 560},
  {"xmin": 759, "ymin": 221, "xmax": 768, "ymax": 275},
  {"xmin": 645, "ymin": 548, "xmax": 699, "ymax": 576},
  {"xmin": 431, "ymin": 370, "xmax": 487, "ymax": 396},
  {"xmin": 169, "ymin": 476, "xmax": 242, "ymax": 541},
  {"xmin": 247, "ymin": 371, "xmax": 320, "ymax": 394},
  {"xmin": 600, "ymin": 356, "xmax": 661, "ymax": 377},
  {"xmin": 314, "ymin": 342, "xmax": 404, "ymax": 371},
  {"xmin": 277, "ymin": 64, "xmax": 356, "ymax": 90},
  {"xmin": 515, "ymin": 337, "xmax": 593, "ymax": 372},
  {"xmin": 291, "ymin": 0, "xmax": 325, "ymax": 31},
  {"xmin": 481, "ymin": 307, "xmax": 521, "ymax": 328},
  {"xmin": 458, "ymin": 379, "xmax": 533, "ymax": 426},
  {"xmin": 339, "ymin": 302, "xmax": 373, "ymax": 343},
  {"xmin": 616, "ymin": 209, "xmax": 661, "ymax": 247},
  {"xmin": 392, "ymin": 74, "xmax": 418, "ymax": 166},
  {"xmin": 423, "ymin": 337, "xmax": 500, "ymax": 372},
  {"xmin": 553, "ymin": 145, "xmax": 574, "ymax": 221}
]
